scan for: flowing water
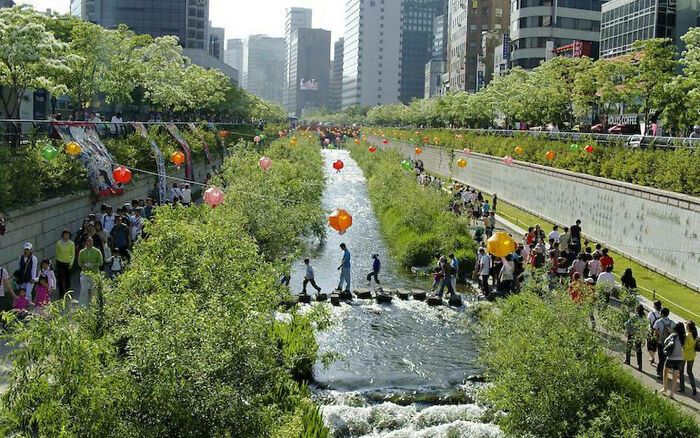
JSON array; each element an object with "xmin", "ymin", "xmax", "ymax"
[{"xmin": 291, "ymin": 150, "xmax": 501, "ymax": 437}]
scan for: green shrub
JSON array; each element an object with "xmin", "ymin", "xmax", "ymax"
[
  {"xmin": 350, "ymin": 143, "xmax": 476, "ymax": 279},
  {"xmin": 383, "ymin": 128, "xmax": 700, "ymax": 196}
]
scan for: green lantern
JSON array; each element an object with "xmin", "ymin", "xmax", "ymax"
[
  {"xmin": 569, "ymin": 144, "xmax": 580, "ymax": 151},
  {"xmin": 401, "ymin": 160, "xmax": 414, "ymax": 171},
  {"xmin": 41, "ymin": 143, "xmax": 59, "ymax": 161}
]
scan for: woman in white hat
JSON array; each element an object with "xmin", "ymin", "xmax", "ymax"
[{"xmin": 18, "ymin": 242, "xmax": 38, "ymax": 301}]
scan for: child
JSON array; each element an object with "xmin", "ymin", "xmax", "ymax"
[
  {"xmin": 107, "ymin": 248, "xmax": 126, "ymax": 278},
  {"xmin": 33, "ymin": 274, "xmax": 51, "ymax": 313},
  {"xmin": 37, "ymin": 259, "xmax": 57, "ymax": 295},
  {"xmin": 366, "ymin": 253, "xmax": 381, "ymax": 286},
  {"xmin": 13, "ymin": 288, "xmax": 31, "ymax": 312},
  {"xmin": 302, "ymin": 258, "xmax": 322, "ymax": 295}
]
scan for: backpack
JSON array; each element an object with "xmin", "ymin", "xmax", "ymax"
[
  {"xmin": 663, "ymin": 334, "xmax": 677, "ymax": 357},
  {"xmin": 656, "ymin": 319, "xmax": 672, "ymax": 344}
]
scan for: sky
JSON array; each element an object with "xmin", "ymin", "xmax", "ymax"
[{"xmin": 17, "ymin": 0, "xmax": 346, "ymax": 42}]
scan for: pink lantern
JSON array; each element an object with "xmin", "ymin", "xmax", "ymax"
[
  {"xmin": 463, "ymin": 148, "xmax": 471, "ymax": 156},
  {"xmin": 203, "ymin": 186, "xmax": 225, "ymax": 207},
  {"xmin": 254, "ymin": 135, "xmax": 261, "ymax": 144},
  {"xmin": 259, "ymin": 156, "xmax": 272, "ymax": 172},
  {"xmin": 503, "ymin": 156, "xmax": 514, "ymax": 166},
  {"xmin": 324, "ymin": 138, "xmax": 331, "ymax": 145}
]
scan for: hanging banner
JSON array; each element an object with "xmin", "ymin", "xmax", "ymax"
[
  {"xmin": 52, "ymin": 122, "xmax": 120, "ymax": 197},
  {"xmin": 188, "ymin": 123, "xmax": 212, "ymax": 164},
  {"xmin": 207, "ymin": 122, "xmax": 227, "ymax": 156},
  {"xmin": 132, "ymin": 122, "xmax": 167, "ymax": 204},
  {"xmin": 165, "ymin": 123, "xmax": 193, "ymax": 180}
]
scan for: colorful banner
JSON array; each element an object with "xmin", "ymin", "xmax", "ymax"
[
  {"xmin": 188, "ymin": 123, "xmax": 212, "ymax": 164},
  {"xmin": 165, "ymin": 123, "xmax": 193, "ymax": 180},
  {"xmin": 132, "ymin": 122, "xmax": 167, "ymax": 205},
  {"xmin": 52, "ymin": 122, "xmax": 120, "ymax": 197},
  {"xmin": 207, "ymin": 122, "xmax": 227, "ymax": 156}
]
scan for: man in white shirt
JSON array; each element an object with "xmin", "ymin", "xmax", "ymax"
[
  {"xmin": 478, "ymin": 248, "xmax": 491, "ymax": 296},
  {"xmin": 652, "ymin": 308, "xmax": 675, "ymax": 377},
  {"xmin": 101, "ymin": 205, "xmax": 116, "ymax": 234},
  {"xmin": 170, "ymin": 183, "xmax": 183, "ymax": 203},
  {"xmin": 596, "ymin": 265, "xmax": 616, "ymax": 287},
  {"xmin": 548, "ymin": 225, "xmax": 560, "ymax": 244},
  {"xmin": 181, "ymin": 184, "xmax": 192, "ymax": 205},
  {"xmin": 110, "ymin": 112, "xmax": 123, "ymax": 135},
  {"xmin": 129, "ymin": 208, "xmax": 144, "ymax": 243}
]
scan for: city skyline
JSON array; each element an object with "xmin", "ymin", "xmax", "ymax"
[{"xmin": 16, "ymin": 0, "xmax": 345, "ymax": 42}]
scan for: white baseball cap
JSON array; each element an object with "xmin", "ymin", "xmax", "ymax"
[{"xmin": 23, "ymin": 242, "xmax": 33, "ymax": 250}]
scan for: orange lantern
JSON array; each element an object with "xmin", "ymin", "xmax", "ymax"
[
  {"xmin": 332, "ymin": 160, "xmax": 344, "ymax": 172},
  {"xmin": 171, "ymin": 151, "xmax": 186, "ymax": 167},
  {"xmin": 415, "ymin": 147, "xmax": 423, "ymax": 155},
  {"xmin": 218, "ymin": 130, "xmax": 229, "ymax": 139},
  {"xmin": 354, "ymin": 138, "xmax": 360, "ymax": 145},
  {"xmin": 329, "ymin": 209, "xmax": 353, "ymax": 235},
  {"xmin": 457, "ymin": 158, "xmax": 467, "ymax": 168},
  {"xmin": 65, "ymin": 141, "xmax": 81, "ymax": 157},
  {"xmin": 546, "ymin": 150, "xmax": 556, "ymax": 161},
  {"xmin": 112, "ymin": 166, "xmax": 132, "ymax": 184}
]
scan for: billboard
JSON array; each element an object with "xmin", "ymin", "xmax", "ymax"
[{"xmin": 300, "ymin": 78, "xmax": 319, "ymax": 91}]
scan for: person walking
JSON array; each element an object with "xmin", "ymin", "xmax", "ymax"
[
  {"xmin": 449, "ymin": 253, "xmax": 459, "ymax": 292},
  {"xmin": 336, "ymin": 243, "xmax": 351, "ymax": 293},
  {"xmin": 437, "ymin": 256, "xmax": 455, "ymax": 299},
  {"xmin": 499, "ymin": 254, "xmax": 515, "ymax": 295},
  {"xmin": 680, "ymin": 321, "xmax": 697, "ymax": 396},
  {"xmin": 621, "ymin": 268, "xmax": 637, "ymax": 291},
  {"xmin": 17, "ymin": 242, "xmax": 38, "ymax": 301},
  {"xmin": 78, "ymin": 237, "xmax": 103, "ymax": 306},
  {"xmin": 661, "ymin": 322, "xmax": 686, "ymax": 399},
  {"xmin": 625, "ymin": 304, "xmax": 646, "ymax": 371},
  {"xmin": 54, "ymin": 230, "xmax": 75, "ymax": 299},
  {"xmin": 477, "ymin": 248, "xmax": 491, "ymax": 296},
  {"xmin": 647, "ymin": 300, "xmax": 662, "ymax": 365},
  {"xmin": 654, "ymin": 308, "xmax": 675, "ymax": 379},
  {"xmin": 302, "ymin": 258, "xmax": 322, "ymax": 295},
  {"xmin": 366, "ymin": 253, "xmax": 381, "ymax": 287},
  {"xmin": 110, "ymin": 215, "xmax": 131, "ymax": 262}
]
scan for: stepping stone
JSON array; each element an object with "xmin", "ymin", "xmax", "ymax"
[
  {"xmin": 427, "ymin": 295, "xmax": 443, "ymax": 306},
  {"xmin": 280, "ymin": 297, "xmax": 299, "ymax": 309},
  {"xmin": 330, "ymin": 294, "xmax": 341, "ymax": 306},
  {"xmin": 448, "ymin": 294, "xmax": 463, "ymax": 307},
  {"xmin": 412, "ymin": 290, "xmax": 427, "ymax": 301},
  {"xmin": 339, "ymin": 290, "xmax": 353, "ymax": 301},
  {"xmin": 397, "ymin": 289, "xmax": 411, "ymax": 300},
  {"xmin": 316, "ymin": 292, "xmax": 328, "ymax": 302},
  {"xmin": 298, "ymin": 294, "xmax": 311, "ymax": 304},
  {"xmin": 375, "ymin": 291, "xmax": 393, "ymax": 304},
  {"xmin": 354, "ymin": 288, "xmax": 373, "ymax": 299}
]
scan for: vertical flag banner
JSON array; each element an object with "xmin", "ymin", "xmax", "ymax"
[
  {"xmin": 165, "ymin": 123, "xmax": 193, "ymax": 180},
  {"xmin": 188, "ymin": 123, "xmax": 212, "ymax": 164},
  {"xmin": 52, "ymin": 122, "xmax": 120, "ymax": 197},
  {"xmin": 133, "ymin": 122, "xmax": 167, "ymax": 204}
]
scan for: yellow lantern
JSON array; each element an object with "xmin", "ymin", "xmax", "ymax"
[
  {"xmin": 514, "ymin": 146, "xmax": 524, "ymax": 155},
  {"xmin": 457, "ymin": 158, "xmax": 467, "ymax": 168},
  {"xmin": 65, "ymin": 141, "xmax": 82, "ymax": 157},
  {"xmin": 487, "ymin": 232, "xmax": 517, "ymax": 258}
]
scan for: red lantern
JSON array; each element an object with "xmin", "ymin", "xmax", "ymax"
[
  {"xmin": 329, "ymin": 209, "xmax": 353, "ymax": 235},
  {"xmin": 585, "ymin": 145, "xmax": 594, "ymax": 153},
  {"xmin": 545, "ymin": 150, "xmax": 556, "ymax": 161},
  {"xmin": 218, "ymin": 130, "xmax": 229, "ymax": 139},
  {"xmin": 368, "ymin": 146, "xmax": 377, "ymax": 153},
  {"xmin": 259, "ymin": 156, "xmax": 272, "ymax": 172},
  {"xmin": 415, "ymin": 147, "xmax": 423, "ymax": 155},
  {"xmin": 203, "ymin": 186, "xmax": 225, "ymax": 207},
  {"xmin": 332, "ymin": 160, "xmax": 344, "ymax": 172},
  {"xmin": 171, "ymin": 151, "xmax": 186, "ymax": 167},
  {"xmin": 382, "ymin": 138, "xmax": 389, "ymax": 144},
  {"xmin": 112, "ymin": 166, "xmax": 132, "ymax": 184}
]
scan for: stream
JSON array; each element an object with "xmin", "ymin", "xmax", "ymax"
[{"xmin": 291, "ymin": 150, "xmax": 501, "ymax": 437}]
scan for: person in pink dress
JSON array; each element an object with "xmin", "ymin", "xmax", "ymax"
[
  {"xmin": 13, "ymin": 288, "xmax": 30, "ymax": 312},
  {"xmin": 33, "ymin": 274, "xmax": 51, "ymax": 313}
]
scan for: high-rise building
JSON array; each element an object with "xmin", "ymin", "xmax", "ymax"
[
  {"xmin": 209, "ymin": 26, "xmax": 225, "ymax": 60},
  {"xmin": 600, "ymin": 0, "xmax": 699, "ymax": 59},
  {"xmin": 476, "ymin": 30, "xmax": 506, "ymax": 91},
  {"xmin": 448, "ymin": 0, "xmax": 510, "ymax": 93},
  {"xmin": 432, "ymin": 14, "xmax": 449, "ymax": 61},
  {"xmin": 70, "ymin": 0, "xmax": 210, "ymax": 50},
  {"xmin": 224, "ymin": 38, "xmax": 244, "ymax": 83},
  {"xmin": 342, "ymin": 0, "xmax": 402, "ymax": 109},
  {"xmin": 243, "ymin": 35, "xmax": 286, "ymax": 105},
  {"xmin": 288, "ymin": 28, "xmax": 331, "ymax": 117},
  {"xmin": 425, "ymin": 14, "xmax": 450, "ymax": 98},
  {"xmin": 509, "ymin": 0, "xmax": 604, "ymax": 70},
  {"xmin": 329, "ymin": 38, "xmax": 345, "ymax": 112},
  {"xmin": 400, "ymin": 0, "xmax": 448, "ymax": 103},
  {"xmin": 285, "ymin": 8, "xmax": 313, "ymax": 112},
  {"xmin": 0, "ymin": 0, "xmax": 15, "ymax": 8}
]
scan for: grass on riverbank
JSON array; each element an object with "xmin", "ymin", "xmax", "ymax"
[
  {"xmin": 349, "ymin": 143, "xmax": 477, "ymax": 279},
  {"xmin": 485, "ymin": 193, "xmax": 700, "ymax": 321}
]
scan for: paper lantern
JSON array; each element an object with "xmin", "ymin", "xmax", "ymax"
[
  {"xmin": 569, "ymin": 144, "xmax": 580, "ymax": 151},
  {"xmin": 503, "ymin": 156, "xmax": 514, "ymax": 166},
  {"xmin": 368, "ymin": 146, "xmax": 377, "ymax": 153},
  {"xmin": 584, "ymin": 145, "xmax": 594, "ymax": 153},
  {"xmin": 171, "ymin": 151, "xmax": 186, "ymax": 167},
  {"xmin": 414, "ymin": 147, "xmax": 423, "ymax": 155},
  {"xmin": 112, "ymin": 166, "xmax": 132, "ymax": 184},
  {"xmin": 324, "ymin": 138, "xmax": 331, "ymax": 145},
  {"xmin": 41, "ymin": 144, "xmax": 59, "ymax": 161},
  {"xmin": 203, "ymin": 186, "xmax": 225, "ymax": 207},
  {"xmin": 329, "ymin": 209, "xmax": 353, "ymax": 235},
  {"xmin": 457, "ymin": 158, "xmax": 467, "ymax": 168},
  {"xmin": 333, "ymin": 160, "xmax": 344, "ymax": 172},
  {"xmin": 66, "ymin": 141, "xmax": 82, "ymax": 157},
  {"xmin": 401, "ymin": 160, "xmax": 414, "ymax": 171},
  {"xmin": 219, "ymin": 130, "xmax": 229, "ymax": 139},
  {"xmin": 546, "ymin": 150, "xmax": 556, "ymax": 161},
  {"xmin": 260, "ymin": 134, "xmax": 266, "ymax": 142},
  {"xmin": 382, "ymin": 138, "xmax": 389, "ymax": 144},
  {"xmin": 259, "ymin": 156, "xmax": 272, "ymax": 171},
  {"xmin": 433, "ymin": 137, "xmax": 440, "ymax": 144},
  {"xmin": 254, "ymin": 135, "xmax": 261, "ymax": 144},
  {"xmin": 514, "ymin": 146, "xmax": 524, "ymax": 155},
  {"xmin": 487, "ymin": 232, "xmax": 517, "ymax": 258},
  {"xmin": 423, "ymin": 137, "xmax": 429, "ymax": 144},
  {"xmin": 278, "ymin": 131, "xmax": 284, "ymax": 138},
  {"xmin": 463, "ymin": 148, "xmax": 471, "ymax": 156},
  {"xmin": 414, "ymin": 131, "xmax": 420, "ymax": 135},
  {"xmin": 409, "ymin": 138, "xmax": 415, "ymax": 143},
  {"xmin": 354, "ymin": 139, "xmax": 360, "ymax": 145}
]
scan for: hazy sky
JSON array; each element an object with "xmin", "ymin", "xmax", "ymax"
[{"xmin": 17, "ymin": 0, "xmax": 346, "ymax": 42}]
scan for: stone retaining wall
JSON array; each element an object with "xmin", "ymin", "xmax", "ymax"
[
  {"xmin": 370, "ymin": 136, "xmax": 700, "ymax": 292},
  {"xmin": 0, "ymin": 158, "xmax": 221, "ymax": 274}
]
